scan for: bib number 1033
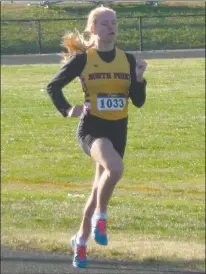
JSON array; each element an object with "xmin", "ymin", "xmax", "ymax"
[{"xmin": 97, "ymin": 95, "xmax": 126, "ymax": 111}]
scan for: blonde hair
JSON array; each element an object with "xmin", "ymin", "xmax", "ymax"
[{"xmin": 62, "ymin": 6, "xmax": 116, "ymax": 62}]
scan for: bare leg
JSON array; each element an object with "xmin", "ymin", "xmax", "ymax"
[
  {"xmin": 90, "ymin": 138, "xmax": 124, "ymax": 214},
  {"xmin": 76, "ymin": 163, "xmax": 104, "ymax": 241}
]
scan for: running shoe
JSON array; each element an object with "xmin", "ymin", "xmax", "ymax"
[
  {"xmin": 71, "ymin": 235, "xmax": 87, "ymax": 268},
  {"xmin": 92, "ymin": 218, "xmax": 108, "ymax": 246}
]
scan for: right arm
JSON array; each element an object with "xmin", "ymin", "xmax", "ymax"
[
  {"xmin": 46, "ymin": 54, "xmax": 86, "ymax": 117},
  {"xmin": 126, "ymin": 53, "xmax": 147, "ymax": 108}
]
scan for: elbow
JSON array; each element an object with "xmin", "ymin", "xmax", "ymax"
[
  {"xmin": 133, "ymin": 99, "xmax": 146, "ymax": 108},
  {"xmin": 131, "ymin": 93, "xmax": 146, "ymax": 108},
  {"xmin": 46, "ymin": 82, "xmax": 60, "ymax": 98},
  {"xmin": 138, "ymin": 101, "xmax": 145, "ymax": 108},
  {"xmin": 46, "ymin": 82, "xmax": 53, "ymax": 95}
]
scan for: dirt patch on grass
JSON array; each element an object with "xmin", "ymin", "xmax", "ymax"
[{"xmin": 2, "ymin": 180, "xmax": 205, "ymax": 195}]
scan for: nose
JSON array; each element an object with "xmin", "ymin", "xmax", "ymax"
[{"xmin": 108, "ymin": 23, "xmax": 113, "ymax": 29}]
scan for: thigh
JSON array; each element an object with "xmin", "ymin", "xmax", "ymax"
[
  {"xmin": 90, "ymin": 138, "xmax": 123, "ymax": 172},
  {"xmin": 77, "ymin": 134, "xmax": 96, "ymax": 156},
  {"xmin": 77, "ymin": 115, "xmax": 107, "ymax": 156},
  {"xmin": 77, "ymin": 115, "xmax": 127, "ymax": 159}
]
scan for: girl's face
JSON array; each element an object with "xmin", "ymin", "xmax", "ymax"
[{"xmin": 93, "ymin": 11, "xmax": 118, "ymax": 42}]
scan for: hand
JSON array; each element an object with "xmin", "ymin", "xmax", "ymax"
[
  {"xmin": 135, "ymin": 59, "xmax": 147, "ymax": 83},
  {"xmin": 67, "ymin": 105, "xmax": 84, "ymax": 117}
]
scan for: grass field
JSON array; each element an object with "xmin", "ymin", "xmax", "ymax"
[
  {"xmin": 1, "ymin": 1, "xmax": 205, "ymax": 20},
  {"xmin": 1, "ymin": 58, "xmax": 205, "ymax": 271},
  {"xmin": 1, "ymin": 3, "xmax": 205, "ymax": 53}
]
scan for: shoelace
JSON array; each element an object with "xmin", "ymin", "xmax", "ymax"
[
  {"xmin": 97, "ymin": 220, "xmax": 106, "ymax": 235},
  {"xmin": 76, "ymin": 246, "xmax": 86, "ymax": 261}
]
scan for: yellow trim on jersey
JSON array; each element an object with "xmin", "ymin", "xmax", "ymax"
[{"xmin": 81, "ymin": 47, "xmax": 131, "ymax": 120}]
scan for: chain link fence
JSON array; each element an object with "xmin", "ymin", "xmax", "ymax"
[{"xmin": 1, "ymin": 14, "xmax": 205, "ymax": 54}]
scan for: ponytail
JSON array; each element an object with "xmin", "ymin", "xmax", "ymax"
[{"xmin": 61, "ymin": 29, "xmax": 95, "ymax": 62}]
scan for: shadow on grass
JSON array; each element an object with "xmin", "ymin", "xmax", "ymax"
[{"xmin": 1, "ymin": 246, "xmax": 204, "ymax": 274}]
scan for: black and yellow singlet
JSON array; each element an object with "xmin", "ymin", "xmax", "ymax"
[{"xmin": 80, "ymin": 48, "xmax": 131, "ymax": 120}]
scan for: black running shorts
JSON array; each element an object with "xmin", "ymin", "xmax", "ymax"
[{"xmin": 77, "ymin": 114, "xmax": 128, "ymax": 158}]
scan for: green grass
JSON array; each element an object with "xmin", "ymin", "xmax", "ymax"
[
  {"xmin": 1, "ymin": 3, "xmax": 205, "ymax": 53},
  {"xmin": 2, "ymin": 2, "xmax": 205, "ymax": 20},
  {"xmin": 1, "ymin": 59, "xmax": 205, "ymax": 270}
]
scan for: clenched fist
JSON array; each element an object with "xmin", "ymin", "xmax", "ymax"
[
  {"xmin": 67, "ymin": 105, "xmax": 84, "ymax": 117},
  {"xmin": 135, "ymin": 59, "xmax": 147, "ymax": 83}
]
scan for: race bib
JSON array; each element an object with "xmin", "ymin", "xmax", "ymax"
[{"xmin": 97, "ymin": 94, "xmax": 126, "ymax": 111}]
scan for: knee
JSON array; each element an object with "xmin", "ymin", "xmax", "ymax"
[{"xmin": 107, "ymin": 161, "xmax": 124, "ymax": 182}]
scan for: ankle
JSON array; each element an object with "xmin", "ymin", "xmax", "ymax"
[
  {"xmin": 76, "ymin": 233, "xmax": 87, "ymax": 246},
  {"xmin": 93, "ymin": 209, "xmax": 107, "ymax": 220}
]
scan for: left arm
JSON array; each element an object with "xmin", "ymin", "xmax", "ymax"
[{"xmin": 126, "ymin": 53, "xmax": 147, "ymax": 108}]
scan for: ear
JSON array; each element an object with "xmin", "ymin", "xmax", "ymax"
[{"xmin": 91, "ymin": 24, "xmax": 96, "ymax": 35}]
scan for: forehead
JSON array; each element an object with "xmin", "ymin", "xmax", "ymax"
[{"xmin": 96, "ymin": 11, "xmax": 116, "ymax": 22}]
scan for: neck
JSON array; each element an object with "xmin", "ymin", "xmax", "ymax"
[{"xmin": 95, "ymin": 40, "xmax": 115, "ymax": 52}]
